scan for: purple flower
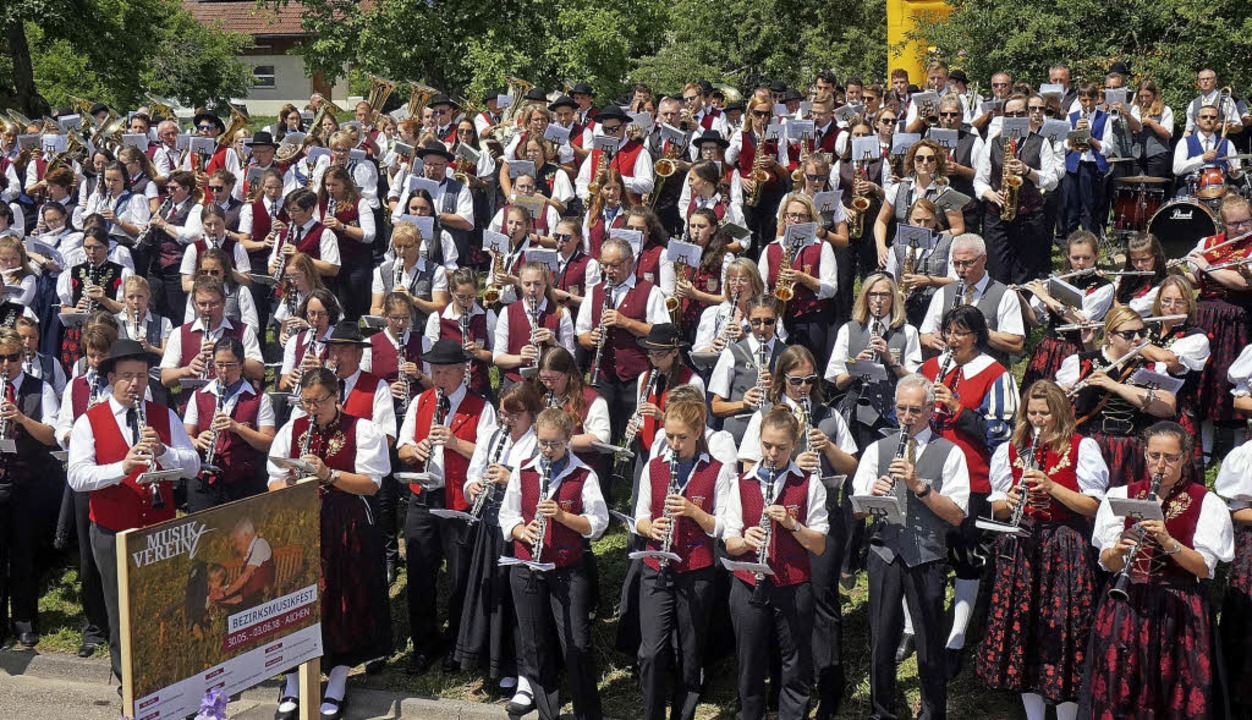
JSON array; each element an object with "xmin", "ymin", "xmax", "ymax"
[{"xmin": 195, "ymin": 686, "xmax": 228, "ymax": 720}]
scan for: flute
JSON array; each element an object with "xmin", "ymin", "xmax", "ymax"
[
  {"xmin": 1064, "ymin": 342, "xmax": 1149, "ymax": 399},
  {"xmin": 1054, "ymin": 315, "xmax": 1186, "ymax": 333}
]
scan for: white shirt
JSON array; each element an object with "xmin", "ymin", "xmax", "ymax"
[
  {"xmin": 396, "ymin": 384, "xmax": 499, "ymax": 486},
  {"xmin": 280, "ymin": 326, "xmax": 332, "ymax": 377},
  {"xmin": 720, "ymin": 461, "xmax": 830, "ymax": 539},
  {"xmin": 372, "ymin": 257, "xmax": 451, "ymax": 297},
  {"xmin": 238, "ymin": 197, "xmax": 284, "ymax": 239},
  {"xmin": 74, "ymin": 191, "xmax": 150, "ymax": 241},
  {"xmin": 421, "ymin": 304, "xmax": 494, "ymax": 357},
  {"xmin": 153, "ymin": 198, "xmax": 205, "ymax": 244},
  {"xmin": 159, "ymin": 316, "xmax": 263, "ymax": 368},
  {"xmin": 851, "ymin": 427, "xmax": 971, "ymax": 513},
  {"xmin": 1, "ymin": 371, "xmax": 60, "ymax": 425},
  {"xmin": 183, "ymin": 380, "xmax": 276, "ymax": 430},
  {"xmin": 182, "ymin": 284, "xmax": 259, "ymax": 329},
  {"xmin": 178, "ymin": 235, "xmax": 251, "ymax": 278},
  {"xmin": 317, "ymin": 197, "xmax": 377, "ymax": 246},
  {"xmin": 1215, "ymin": 440, "xmax": 1252, "ymax": 507},
  {"xmin": 268, "ymin": 217, "xmax": 342, "ymax": 271},
  {"xmin": 1151, "ymin": 329, "xmax": 1210, "ymax": 377},
  {"xmin": 573, "ymin": 274, "xmax": 670, "ymax": 335},
  {"xmin": 919, "ymin": 273, "xmax": 1026, "ymax": 338},
  {"xmin": 987, "ymin": 436, "xmax": 1108, "ymax": 502},
  {"xmin": 389, "ymin": 175, "xmax": 475, "ymax": 229},
  {"xmin": 1130, "ymin": 104, "xmax": 1176, "ymax": 148},
  {"xmin": 1027, "ymin": 282, "xmax": 1114, "ymax": 325},
  {"xmin": 311, "ymin": 156, "xmax": 380, "ymax": 210},
  {"xmin": 973, "ymin": 130, "xmax": 1060, "ymax": 199},
  {"xmin": 266, "ymin": 414, "xmax": 390, "ymax": 489},
  {"xmin": 23, "ymin": 353, "xmax": 67, "ymax": 397},
  {"xmin": 493, "ymin": 297, "xmax": 576, "ymax": 364},
  {"xmin": 67, "ymin": 396, "xmax": 202, "ymax": 492},
  {"xmin": 1185, "ymin": 90, "xmax": 1239, "ymax": 132},
  {"xmin": 1092, "ymin": 485, "xmax": 1233, "ymax": 578},
  {"xmin": 756, "ymin": 238, "xmax": 838, "ymax": 300},
  {"xmin": 574, "ymin": 137, "xmax": 655, "ymax": 200},
  {"xmin": 633, "ymin": 452, "xmax": 737, "ymax": 539},
  {"xmin": 498, "ymin": 452, "xmax": 609, "ymax": 542},
  {"xmin": 465, "ymin": 426, "xmax": 538, "ymax": 503},
  {"xmin": 825, "ymin": 321, "xmax": 923, "ymax": 380},
  {"xmin": 55, "ymin": 263, "xmax": 134, "ymax": 308},
  {"xmin": 709, "ymin": 335, "xmax": 779, "ymax": 398},
  {"xmin": 1173, "ymin": 130, "xmax": 1242, "ymax": 177},
  {"xmin": 288, "ymin": 367, "xmax": 397, "ymax": 440},
  {"xmin": 738, "ymin": 396, "xmax": 858, "ymax": 465}
]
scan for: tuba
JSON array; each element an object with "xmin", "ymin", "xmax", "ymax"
[
  {"xmin": 999, "ymin": 135, "xmax": 1023, "ymax": 222},
  {"xmin": 217, "ymin": 105, "xmax": 251, "ymax": 149},
  {"xmin": 366, "ymin": 75, "xmax": 397, "ymax": 124}
]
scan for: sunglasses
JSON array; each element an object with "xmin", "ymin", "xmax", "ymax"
[
  {"xmin": 752, "ymin": 111, "xmax": 772, "ymax": 118},
  {"xmin": 208, "ymin": 186, "xmax": 225, "ymax": 192},
  {"xmin": 879, "ymin": 118, "xmax": 897, "ymax": 124},
  {"xmin": 749, "ymin": 318, "xmax": 777, "ymax": 327},
  {"xmin": 0, "ymin": 352, "xmax": 20, "ymax": 363},
  {"xmin": 938, "ymin": 111, "xmax": 962, "ymax": 118},
  {"xmin": 914, "ymin": 155, "xmax": 936, "ymax": 162},
  {"xmin": 196, "ymin": 125, "xmax": 216, "ymax": 132},
  {"xmin": 1003, "ymin": 111, "xmax": 1027, "ymax": 118},
  {"xmin": 805, "ymin": 174, "xmax": 829, "ymax": 182},
  {"xmin": 600, "ymin": 124, "xmax": 622, "ymax": 133},
  {"xmin": 553, "ymin": 233, "xmax": 573, "ymax": 242},
  {"xmin": 786, "ymin": 374, "xmax": 819, "ymax": 386},
  {"xmin": 1111, "ymin": 328, "xmax": 1147, "ymax": 340}
]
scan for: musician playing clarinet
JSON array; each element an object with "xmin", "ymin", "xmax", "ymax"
[
  {"xmin": 975, "ymin": 380, "xmax": 1109, "ymax": 720},
  {"xmin": 633, "ymin": 396, "xmax": 735, "ymax": 720},
  {"xmin": 499, "ymin": 407, "xmax": 608, "ymax": 720},
  {"xmin": 851, "ymin": 374, "xmax": 968, "ymax": 720},
  {"xmin": 66, "ymin": 339, "xmax": 200, "ymax": 689},
  {"xmin": 1080, "ymin": 421, "xmax": 1232, "ymax": 719},
  {"xmin": 721, "ymin": 405, "xmax": 828, "ymax": 720}
]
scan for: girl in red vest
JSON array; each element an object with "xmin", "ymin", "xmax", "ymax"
[
  {"xmin": 267, "ymin": 367, "xmax": 391, "ymax": 720},
  {"xmin": 976, "ymin": 380, "xmax": 1109, "ymax": 720},
  {"xmin": 319, "ymin": 165, "xmax": 375, "ymax": 321},
  {"xmin": 729, "ymin": 96, "xmax": 789, "ymax": 254},
  {"xmin": 500, "ymin": 407, "xmax": 608, "ymax": 720},
  {"xmin": 491, "ymin": 171, "xmax": 561, "ymax": 243},
  {"xmin": 723, "ymin": 406, "xmax": 829, "ymax": 720},
  {"xmin": 626, "ymin": 205, "xmax": 667, "ymax": 287},
  {"xmin": 424, "ymin": 270, "xmax": 493, "ymax": 397},
  {"xmin": 633, "ymin": 396, "xmax": 735, "ymax": 720},
  {"xmin": 273, "ymin": 252, "xmax": 324, "ymax": 345},
  {"xmin": 493, "ymin": 262, "xmax": 575, "ymax": 388},
  {"xmin": 672, "ymin": 208, "xmax": 733, "ymax": 338},
  {"xmin": 1081, "ymin": 421, "xmax": 1233, "ymax": 720},
  {"xmin": 692, "ymin": 258, "xmax": 763, "ymax": 359},
  {"xmin": 535, "ymin": 347, "xmax": 611, "ymax": 473},
  {"xmin": 582, "ymin": 168, "xmax": 632, "ymax": 257},
  {"xmin": 278, "ymin": 288, "xmax": 339, "ymax": 392},
  {"xmin": 759, "ymin": 193, "xmax": 838, "ymax": 354}
]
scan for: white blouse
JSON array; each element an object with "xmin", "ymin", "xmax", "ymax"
[
  {"xmin": 1091, "ymin": 486, "xmax": 1233, "ymax": 578},
  {"xmin": 987, "ymin": 436, "xmax": 1109, "ymax": 502}
]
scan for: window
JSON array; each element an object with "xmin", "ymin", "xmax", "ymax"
[{"xmin": 253, "ymin": 65, "xmax": 276, "ymax": 89}]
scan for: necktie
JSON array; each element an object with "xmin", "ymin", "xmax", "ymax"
[
  {"xmin": 293, "ymin": 225, "xmax": 303, "ymax": 249},
  {"xmin": 126, "ymin": 407, "xmax": 140, "ymax": 444},
  {"xmin": 907, "ymin": 437, "xmax": 917, "ymax": 465},
  {"xmin": 269, "ymin": 201, "xmax": 278, "ymax": 219},
  {"xmin": 4, "ymin": 381, "xmax": 14, "ymax": 405},
  {"xmin": 964, "ymin": 284, "xmax": 976, "ymax": 306},
  {"xmin": 338, "ymin": 378, "xmax": 346, "ymax": 403}
]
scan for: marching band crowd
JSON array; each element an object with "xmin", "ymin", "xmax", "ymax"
[{"xmin": 3, "ymin": 58, "xmax": 1252, "ymax": 720}]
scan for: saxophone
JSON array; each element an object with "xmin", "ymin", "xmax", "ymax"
[
  {"xmin": 902, "ymin": 237, "xmax": 919, "ymax": 297},
  {"xmin": 1000, "ymin": 136, "xmax": 1023, "ymax": 222},
  {"xmin": 482, "ymin": 250, "xmax": 504, "ymax": 305},
  {"xmin": 773, "ymin": 236, "xmax": 796, "ymax": 303},
  {"xmin": 790, "ymin": 130, "xmax": 814, "ymax": 184},
  {"xmin": 848, "ymin": 157, "xmax": 871, "ymax": 239},
  {"xmin": 650, "ymin": 136, "xmax": 685, "ymax": 208},
  {"xmin": 666, "ymin": 257, "xmax": 689, "ymax": 328},
  {"xmin": 744, "ymin": 131, "xmax": 772, "ymax": 208},
  {"xmin": 586, "ymin": 145, "xmax": 612, "ymax": 197}
]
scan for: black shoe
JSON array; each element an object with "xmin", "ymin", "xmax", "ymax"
[
  {"xmin": 405, "ymin": 652, "xmax": 433, "ymax": 675},
  {"xmin": 442, "ymin": 653, "xmax": 459, "ymax": 673},
  {"xmin": 895, "ymin": 632, "xmax": 915, "ymax": 664},
  {"xmin": 505, "ymin": 689, "xmax": 535, "ymax": 717},
  {"xmin": 385, "ymin": 558, "xmax": 398, "ymax": 586},
  {"xmin": 946, "ymin": 646, "xmax": 965, "ymax": 680},
  {"xmin": 319, "ymin": 695, "xmax": 346, "ymax": 720},
  {"xmin": 274, "ymin": 690, "xmax": 299, "ymax": 720},
  {"xmin": 839, "ymin": 572, "xmax": 857, "ymax": 591},
  {"xmin": 78, "ymin": 642, "xmax": 99, "ymax": 658},
  {"xmin": 364, "ymin": 658, "xmax": 385, "ymax": 675},
  {"xmin": 18, "ymin": 631, "xmax": 38, "ymax": 648}
]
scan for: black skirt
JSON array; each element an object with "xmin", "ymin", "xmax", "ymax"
[
  {"xmin": 1222, "ymin": 526, "xmax": 1252, "ymax": 711},
  {"xmin": 454, "ymin": 508, "xmax": 517, "ymax": 679},
  {"xmin": 976, "ymin": 519, "xmax": 1098, "ymax": 702},
  {"xmin": 1195, "ymin": 297, "xmax": 1250, "ymax": 424},
  {"xmin": 320, "ymin": 489, "xmax": 393, "ymax": 669}
]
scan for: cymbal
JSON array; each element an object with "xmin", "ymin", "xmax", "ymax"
[{"xmin": 1117, "ymin": 175, "xmax": 1169, "ymax": 185}]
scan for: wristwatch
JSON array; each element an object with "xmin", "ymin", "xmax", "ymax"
[
  {"xmin": 1164, "ymin": 540, "xmax": 1183, "ymax": 555},
  {"xmin": 914, "ymin": 483, "xmax": 932, "ymax": 499}
]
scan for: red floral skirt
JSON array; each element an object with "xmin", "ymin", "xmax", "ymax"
[
  {"xmin": 1195, "ymin": 297, "xmax": 1250, "ymax": 423},
  {"xmin": 1022, "ymin": 334, "xmax": 1080, "ymax": 393},
  {"xmin": 1088, "ymin": 431, "xmax": 1145, "ymax": 489},
  {"xmin": 1221, "ymin": 525, "xmax": 1252, "ymax": 712},
  {"xmin": 976, "ymin": 519, "xmax": 1097, "ymax": 702},
  {"xmin": 321, "ymin": 489, "xmax": 392, "ymax": 669},
  {"xmin": 1079, "ymin": 578, "xmax": 1217, "ymax": 719}
]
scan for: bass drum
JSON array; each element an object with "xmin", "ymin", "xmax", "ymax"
[{"xmin": 1147, "ymin": 200, "xmax": 1220, "ymax": 258}]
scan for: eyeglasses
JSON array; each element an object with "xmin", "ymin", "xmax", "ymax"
[
  {"xmin": 1199, "ymin": 115, "xmax": 1219, "ymax": 121},
  {"xmin": 805, "ymin": 174, "xmax": 829, "ymax": 182},
  {"xmin": 298, "ymin": 393, "xmax": 335, "ymax": 409},
  {"xmin": 784, "ymin": 212, "xmax": 812, "ymax": 221},
  {"xmin": 752, "ymin": 111, "xmax": 772, "ymax": 118},
  {"xmin": 749, "ymin": 317, "xmax": 777, "ymax": 327},
  {"xmin": 992, "ymin": 82, "xmax": 1009, "ymax": 88},
  {"xmin": 879, "ymin": 118, "xmax": 897, "ymax": 125},
  {"xmin": 938, "ymin": 111, "xmax": 962, "ymax": 118},
  {"xmin": 1145, "ymin": 451, "xmax": 1184, "ymax": 464},
  {"xmin": 208, "ymin": 186, "xmax": 225, "ymax": 192},
  {"xmin": 213, "ymin": 361, "xmax": 240, "ymax": 370},
  {"xmin": 600, "ymin": 124, "xmax": 622, "ymax": 133},
  {"xmin": 951, "ymin": 258, "xmax": 980, "ymax": 268},
  {"xmin": 786, "ymin": 374, "xmax": 819, "ymax": 386},
  {"xmin": 895, "ymin": 404, "xmax": 927, "ymax": 415},
  {"xmin": 1003, "ymin": 111, "xmax": 1027, "ymax": 118},
  {"xmin": 1111, "ymin": 328, "xmax": 1147, "ymax": 340},
  {"xmin": 0, "ymin": 352, "xmax": 20, "ymax": 363},
  {"xmin": 386, "ymin": 315, "xmax": 412, "ymax": 322},
  {"xmin": 537, "ymin": 440, "xmax": 565, "ymax": 449},
  {"xmin": 1228, "ymin": 218, "xmax": 1252, "ymax": 230},
  {"xmin": 913, "ymin": 155, "xmax": 936, "ymax": 163},
  {"xmin": 306, "ymin": 310, "xmax": 330, "ymax": 318}
]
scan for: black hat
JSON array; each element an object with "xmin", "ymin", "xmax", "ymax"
[
  {"xmin": 782, "ymin": 88, "xmax": 804, "ymax": 102},
  {"xmin": 324, "ymin": 320, "xmax": 370, "ymax": 347},
  {"xmin": 523, "ymin": 87, "xmax": 549, "ymax": 102},
  {"xmin": 193, "ymin": 111, "xmax": 225, "ymax": 133},
  {"xmin": 250, "ymin": 131, "xmax": 277, "ymax": 148},
  {"xmin": 594, "ymin": 105, "xmax": 631, "ymax": 124},
  {"xmin": 949, "ymin": 69, "xmax": 969, "ymax": 84},
  {"xmin": 725, "ymin": 100, "xmax": 745, "ymax": 112},
  {"xmin": 548, "ymin": 95, "xmax": 578, "ymax": 111},
  {"xmin": 637, "ymin": 323, "xmax": 689, "ymax": 351},
  {"xmin": 89, "ymin": 103, "xmax": 110, "ymax": 117},
  {"xmin": 696, "ymin": 80, "xmax": 714, "ymax": 95},
  {"xmin": 769, "ymin": 80, "xmax": 788, "ymax": 93},
  {"xmin": 693, "ymin": 129, "xmax": 729, "ymax": 149},
  {"xmin": 414, "ymin": 139, "xmax": 455, "ymax": 162},
  {"xmin": 571, "ymin": 82, "xmax": 595, "ymax": 96},
  {"xmin": 1108, "ymin": 60, "xmax": 1131, "ymax": 77},
  {"xmin": 421, "ymin": 338, "xmax": 472, "ymax": 365},
  {"xmin": 99, "ymin": 339, "xmax": 160, "ymax": 376},
  {"xmin": 427, "ymin": 94, "xmax": 459, "ymax": 110}
]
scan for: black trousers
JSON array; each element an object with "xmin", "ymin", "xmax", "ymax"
[
  {"xmin": 510, "ymin": 562, "xmax": 602, "ymax": 720},
  {"xmin": 810, "ymin": 491, "xmax": 848, "ymax": 714},
  {"xmin": 184, "ymin": 473, "xmax": 263, "ymax": 514},
  {"xmin": 0, "ymin": 484, "xmax": 40, "ymax": 634},
  {"xmin": 946, "ymin": 492, "xmax": 990, "ymax": 580},
  {"xmin": 404, "ymin": 487, "xmax": 472, "ymax": 655},
  {"xmin": 982, "ymin": 207, "xmax": 1049, "ymax": 285},
  {"xmin": 151, "ymin": 266, "xmax": 187, "ymax": 325},
  {"xmin": 334, "ymin": 259, "xmax": 372, "ymax": 322},
  {"xmin": 637, "ymin": 564, "xmax": 715, "ymax": 720},
  {"xmin": 867, "ymin": 553, "xmax": 948, "ymax": 720},
  {"xmin": 742, "ymin": 190, "xmax": 783, "ymax": 263},
  {"xmin": 729, "ymin": 578, "xmax": 814, "ymax": 720},
  {"xmin": 74, "ymin": 491, "xmax": 109, "ymax": 645},
  {"xmin": 89, "ymin": 523, "xmax": 122, "ymax": 680}
]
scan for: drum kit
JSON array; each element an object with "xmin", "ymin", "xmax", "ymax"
[{"xmin": 1112, "ymin": 163, "xmax": 1252, "ymax": 259}]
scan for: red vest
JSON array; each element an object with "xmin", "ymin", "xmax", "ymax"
[
  {"xmin": 1197, "ymin": 231, "xmax": 1252, "ymax": 300},
  {"xmin": 342, "ymin": 372, "xmax": 382, "ymax": 422},
  {"xmin": 1008, "ymin": 434, "xmax": 1083, "ymax": 522},
  {"xmin": 503, "ymin": 300, "xmax": 561, "ymax": 382},
  {"xmin": 588, "ymin": 279, "xmax": 654, "ymax": 382},
  {"xmin": 192, "ymin": 386, "xmax": 262, "ymax": 484},
  {"xmin": 437, "ymin": 312, "xmax": 491, "ymax": 397},
  {"xmin": 921, "ymin": 357, "xmax": 1005, "ymax": 493},
  {"xmin": 178, "ymin": 321, "xmax": 245, "ymax": 367},
  {"xmin": 683, "ymin": 262, "xmax": 721, "ymax": 330},
  {"xmin": 512, "ymin": 462, "xmax": 591, "ymax": 568},
  {"xmin": 247, "ymin": 197, "xmax": 288, "ymax": 260},
  {"xmin": 642, "ymin": 455, "xmax": 721, "ymax": 572},
  {"xmin": 699, "ymin": 109, "xmax": 722, "ymax": 130},
  {"xmin": 736, "ymin": 132, "xmax": 781, "ymax": 187},
  {"xmin": 635, "ymin": 242, "xmax": 664, "ymax": 285},
  {"xmin": 286, "ymin": 412, "xmax": 359, "ymax": 501},
  {"xmin": 587, "ymin": 211, "xmax": 626, "ymax": 257},
  {"xmin": 292, "ymin": 328, "xmax": 328, "ymax": 368},
  {"xmin": 639, "ymin": 367, "xmax": 694, "ymax": 449},
  {"xmin": 1122, "ymin": 478, "xmax": 1207, "ymax": 583},
  {"xmin": 407, "ymin": 389, "xmax": 488, "ymax": 510},
  {"xmin": 686, "ymin": 196, "xmax": 728, "ymax": 222},
  {"xmin": 204, "ymin": 145, "xmax": 230, "ymax": 175},
  {"xmin": 319, "ymin": 196, "xmax": 368, "ymax": 264},
  {"xmin": 70, "ymin": 376, "xmax": 95, "ymax": 416},
  {"xmin": 733, "ymin": 469, "xmax": 812, "ymax": 587},
  {"xmin": 293, "ymin": 222, "xmax": 329, "ymax": 259},
  {"xmin": 556, "ymin": 251, "xmax": 593, "ymax": 301},
  {"xmin": 588, "ymin": 140, "xmax": 647, "ymax": 203},
  {"xmin": 368, "ymin": 331, "xmax": 422, "ymax": 383},
  {"xmin": 765, "ymin": 240, "xmax": 824, "ymax": 317},
  {"xmin": 86, "ymin": 401, "xmax": 176, "ymax": 532},
  {"xmin": 192, "ymin": 237, "xmax": 241, "ymax": 270}
]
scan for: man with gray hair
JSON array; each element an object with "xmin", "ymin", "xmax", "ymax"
[
  {"xmin": 852, "ymin": 373, "xmax": 969, "ymax": 720},
  {"xmin": 919, "ymin": 233, "xmax": 1024, "ymax": 362},
  {"xmin": 151, "ymin": 120, "xmax": 183, "ymax": 183},
  {"xmin": 214, "ymin": 517, "xmax": 274, "ymax": 608}
]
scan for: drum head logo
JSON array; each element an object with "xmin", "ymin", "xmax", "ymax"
[{"xmin": 1170, "ymin": 208, "xmax": 1194, "ymax": 221}]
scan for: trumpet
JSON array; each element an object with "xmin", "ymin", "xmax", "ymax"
[
  {"xmin": 748, "ymin": 459, "xmax": 781, "ymax": 608},
  {"xmin": 1109, "ymin": 468, "xmax": 1163, "ymax": 600},
  {"xmin": 1064, "ymin": 342, "xmax": 1148, "ymax": 399}
]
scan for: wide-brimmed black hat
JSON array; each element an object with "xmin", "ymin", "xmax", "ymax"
[
  {"xmin": 768, "ymin": 80, "xmax": 788, "ymax": 93},
  {"xmin": 637, "ymin": 323, "xmax": 689, "ymax": 351},
  {"xmin": 548, "ymin": 95, "xmax": 578, "ymax": 111},
  {"xmin": 782, "ymin": 89, "xmax": 804, "ymax": 102},
  {"xmin": 325, "ymin": 320, "xmax": 370, "ymax": 347},
  {"xmin": 949, "ymin": 69, "xmax": 969, "ymax": 85},
  {"xmin": 696, "ymin": 80, "xmax": 714, "ymax": 95},
  {"xmin": 192, "ymin": 111, "xmax": 225, "ymax": 133},
  {"xmin": 594, "ymin": 105, "xmax": 631, "ymax": 124},
  {"xmin": 1108, "ymin": 60, "xmax": 1131, "ymax": 76},
  {"xmin": 571, "ymin": 82, "xmax": 595, "ymax": 97},
  {"xmin": 427, "ymin": 94, "xmax": 459, "ymax": 110},
  {"xmin": 99, "ymin": 339, "xmax": 161, "ymax": 376},
  {"xmin": 693, "ymin": 129, "xmax": 729, "ymax": 149},
  {"xmin": 414, "ymin": 139, "xmax": 455, "ymax": 162},
  {"xmin": 250, "ymin": 131, "xmax": 277, "ymax": 148},
  {"xmin": 523, "ymin": 88, "xmax": 549, "ymax": 102},
  {"xmin": 725, "ymin": 100, "xmax": 745, "ymax": 112},
  {"xmin": 422, "ymin": 338, "xmax": 472, "ymax": 365}
]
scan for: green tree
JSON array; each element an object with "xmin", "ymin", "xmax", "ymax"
[{"xmin": 913, "ymin": 0, "xmax": 1252, "ymax": 111}]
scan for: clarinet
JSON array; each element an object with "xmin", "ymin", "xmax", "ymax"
[
  {"xmin": 393, "ymin": 256, "xmax": 405, "ymax": 292},
  {"xmin": 798, "ymin": 396, "xmax": 813, "ymax": 454},
  {"xmin": 749, "ymin": 460, "xmax": 781, "ymax": 607},
  {"xmin": 137, "ymin": 197, "xmax": 172, "ymax": 249},
  {"xmin": 416, "ymin": 388, "xmax": 448, "ymax": 474},
  {"xmin": 394, "ymin": 332, "xmax": 412, "ymax": 413},
  {"xmin": 458, "ymin": 310, "xmax": 473, "ymax": 387},
  {"xmin": 1008, "ymin": 427, "xmax": 1042, "ymax": 530},
  {"xmin": 133, "ymin": 393, "xmax": 164, "ymax": 509},
  {"xmin": 1109, "ymin": 469, "xmax": 1164, "ymax": 600},
  {"xmin": 469, "ymin": 425, "xmax": 511, "ymax": 522},
  {"xmin": 199, "ymin": 377, "xmax": 228, "ymax": 481},
  {"xmin": 656, "ymin": 449, "xmax": 682, "ymax": 588},
  {"xmin": 590, "ymin": 276, "xmax": 614, "ymax": 387},
  {"xmin": 531, "ymin": 457, "xmax": 554, "ymax": 564},
  {"xmin": 271, "ymin": 221, "xmax": 294, "ymax": 292},
  {"xmin": 953, "ymin": 281, "xmax": 967, "ymax": 310},
  {"xmin": 197, "ymin": 312, "xmax": 216, "ymax": 381}
]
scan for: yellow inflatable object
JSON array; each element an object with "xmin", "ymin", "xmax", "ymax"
[{"xmin": 887, "ymin": 0, "xmax": 953, "ymax": 83}]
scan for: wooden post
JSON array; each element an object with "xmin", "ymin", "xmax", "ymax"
[
  {"xmin": 117, "ymin": 528, "xmax": 136, "ymax": 719},
  {"xmin": 298, "ymin": 658, "xmax": 321, "ymax": 720}
]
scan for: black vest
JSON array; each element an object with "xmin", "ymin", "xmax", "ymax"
[{"xmin": 989, "ymin": 133, "xmax": 1045, "ymax": 216}]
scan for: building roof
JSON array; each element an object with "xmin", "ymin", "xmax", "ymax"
[{"xmin": 181, "ymin": 1, "xmax": 309, "ymax": 38}]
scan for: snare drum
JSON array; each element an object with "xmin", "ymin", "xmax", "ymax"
[
  {"xmin": 1148, "ymin": 200, "xmax": 1220, "ymax": 258},
  {"xmin": 1112, "ymin": 185, "xmax": 1165, "ymax": 232},
  {"xmin": 1195, "ymin": 166, "xmax": 1228, "ymax": 200}
]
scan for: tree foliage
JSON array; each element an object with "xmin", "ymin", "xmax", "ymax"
[{"xmin": 913, "ymin": 0, "xmax": 1252, "ymax": 111}]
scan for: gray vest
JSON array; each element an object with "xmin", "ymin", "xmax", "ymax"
[
  {"xmin": 936, "ymin": 278, "xmax": 1012, "ymax": 365},
  {"xmin": 891, "ymin": 232, "xmax": 954, "ymax": 311},
  {"xmin": 840, "ymin": 320, "xmax": 909, "ymax": 427},
  {"xmin": 722, "ymin": 339, "xmax": 782, "ymax": 444},
  {"xmin": 1135, "ymin": 110, "xmax": 1171, "ymax": 159},
  {"xmin": 869, "ymin": 434, "xmax": 958, "ymax": 567}
]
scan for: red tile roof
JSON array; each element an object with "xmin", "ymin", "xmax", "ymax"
[{"xmin": 181, "ymin": 1, "xmax": 309, "ymax": 38}]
